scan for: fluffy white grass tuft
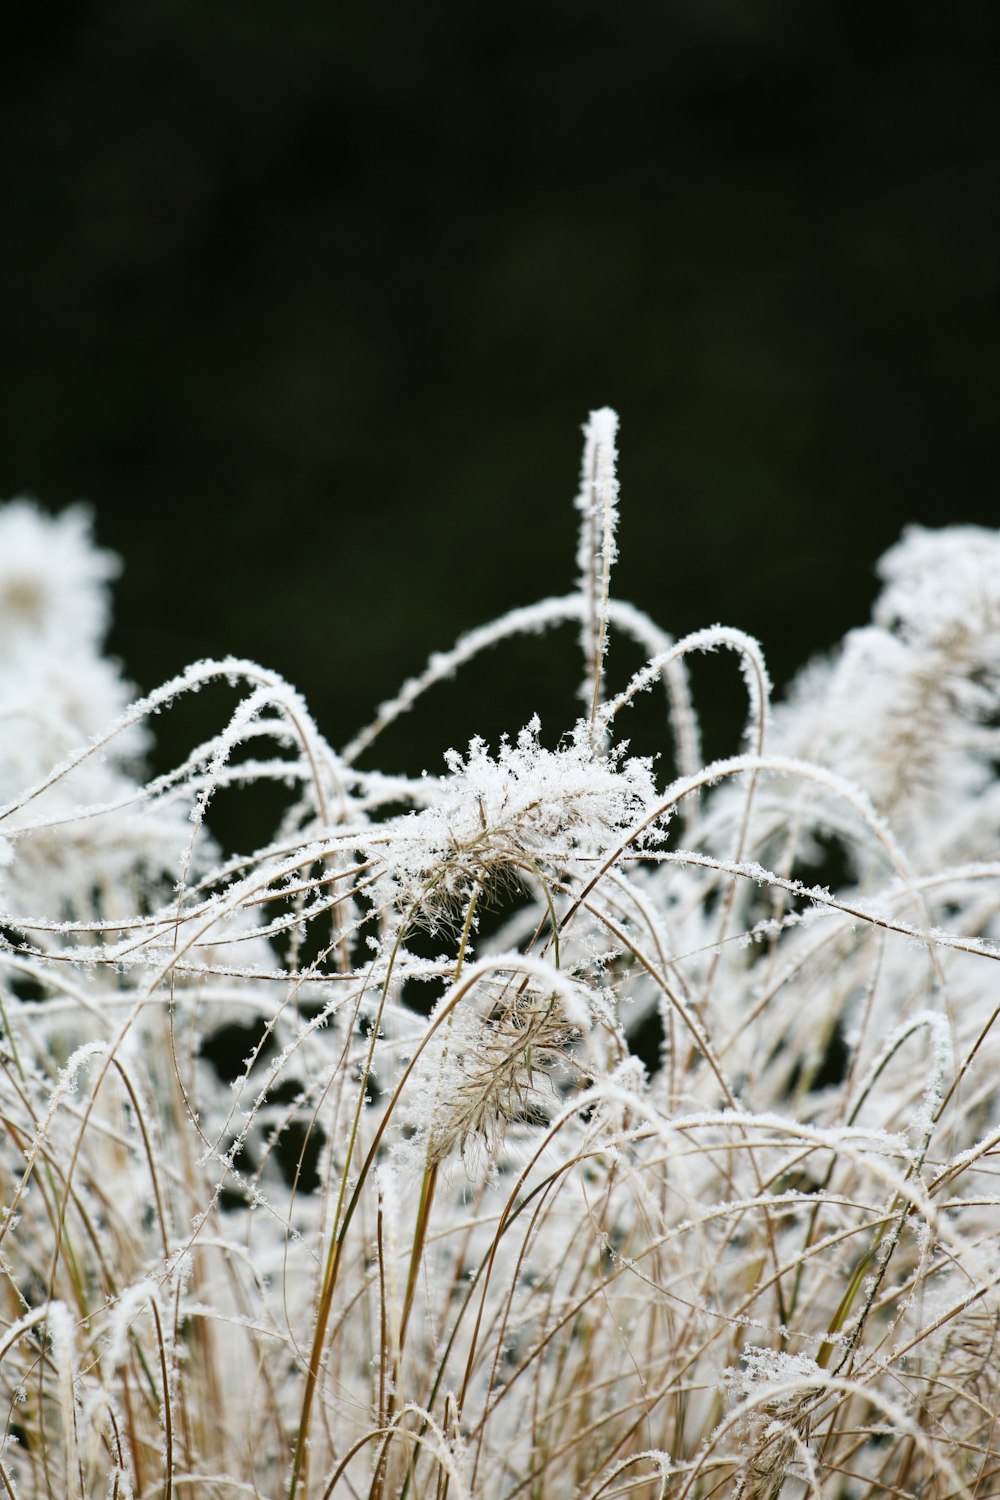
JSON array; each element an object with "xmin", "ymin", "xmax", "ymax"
[{"xmin": 1, "ymin": 413, "xmax": 999, "ymax": 1498}]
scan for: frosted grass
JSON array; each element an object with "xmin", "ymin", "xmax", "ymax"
[{"xmin": 0, "ymin": 416, "xmax": 998, "ymax": 1497}]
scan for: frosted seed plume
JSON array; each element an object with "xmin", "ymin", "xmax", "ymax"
[{"xmin": 575, "ymin": 406, "xmax": 620, "ymax": 735}]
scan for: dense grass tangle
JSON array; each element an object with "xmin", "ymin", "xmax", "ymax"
[{"xmin": 1, "ymin": 413, "xmax": 999, "ymax": 1497}]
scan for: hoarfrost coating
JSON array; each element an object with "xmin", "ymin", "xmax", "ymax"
[{"xmin": 1, "ymin": 418, "xmax": 999, "ymax": 1499}]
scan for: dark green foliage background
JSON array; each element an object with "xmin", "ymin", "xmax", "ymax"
[{"xmin": 3, "ymin": 2, "xmax": 999, "ymax": 778}]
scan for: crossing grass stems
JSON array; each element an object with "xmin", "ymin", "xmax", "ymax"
[{"xmin": 1, "ymin": 413, "xmax": 1000, "ymax": 1498}]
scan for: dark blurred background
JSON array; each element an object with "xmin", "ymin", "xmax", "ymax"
[{"xmin": 3, "ymin": 1, "xmax": 999, "ymax": 785}]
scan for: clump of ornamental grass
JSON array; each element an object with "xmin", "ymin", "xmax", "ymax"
[{"xmin": 1, "ymin": 415, "xmax": 1000, "ymax": 1499}]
